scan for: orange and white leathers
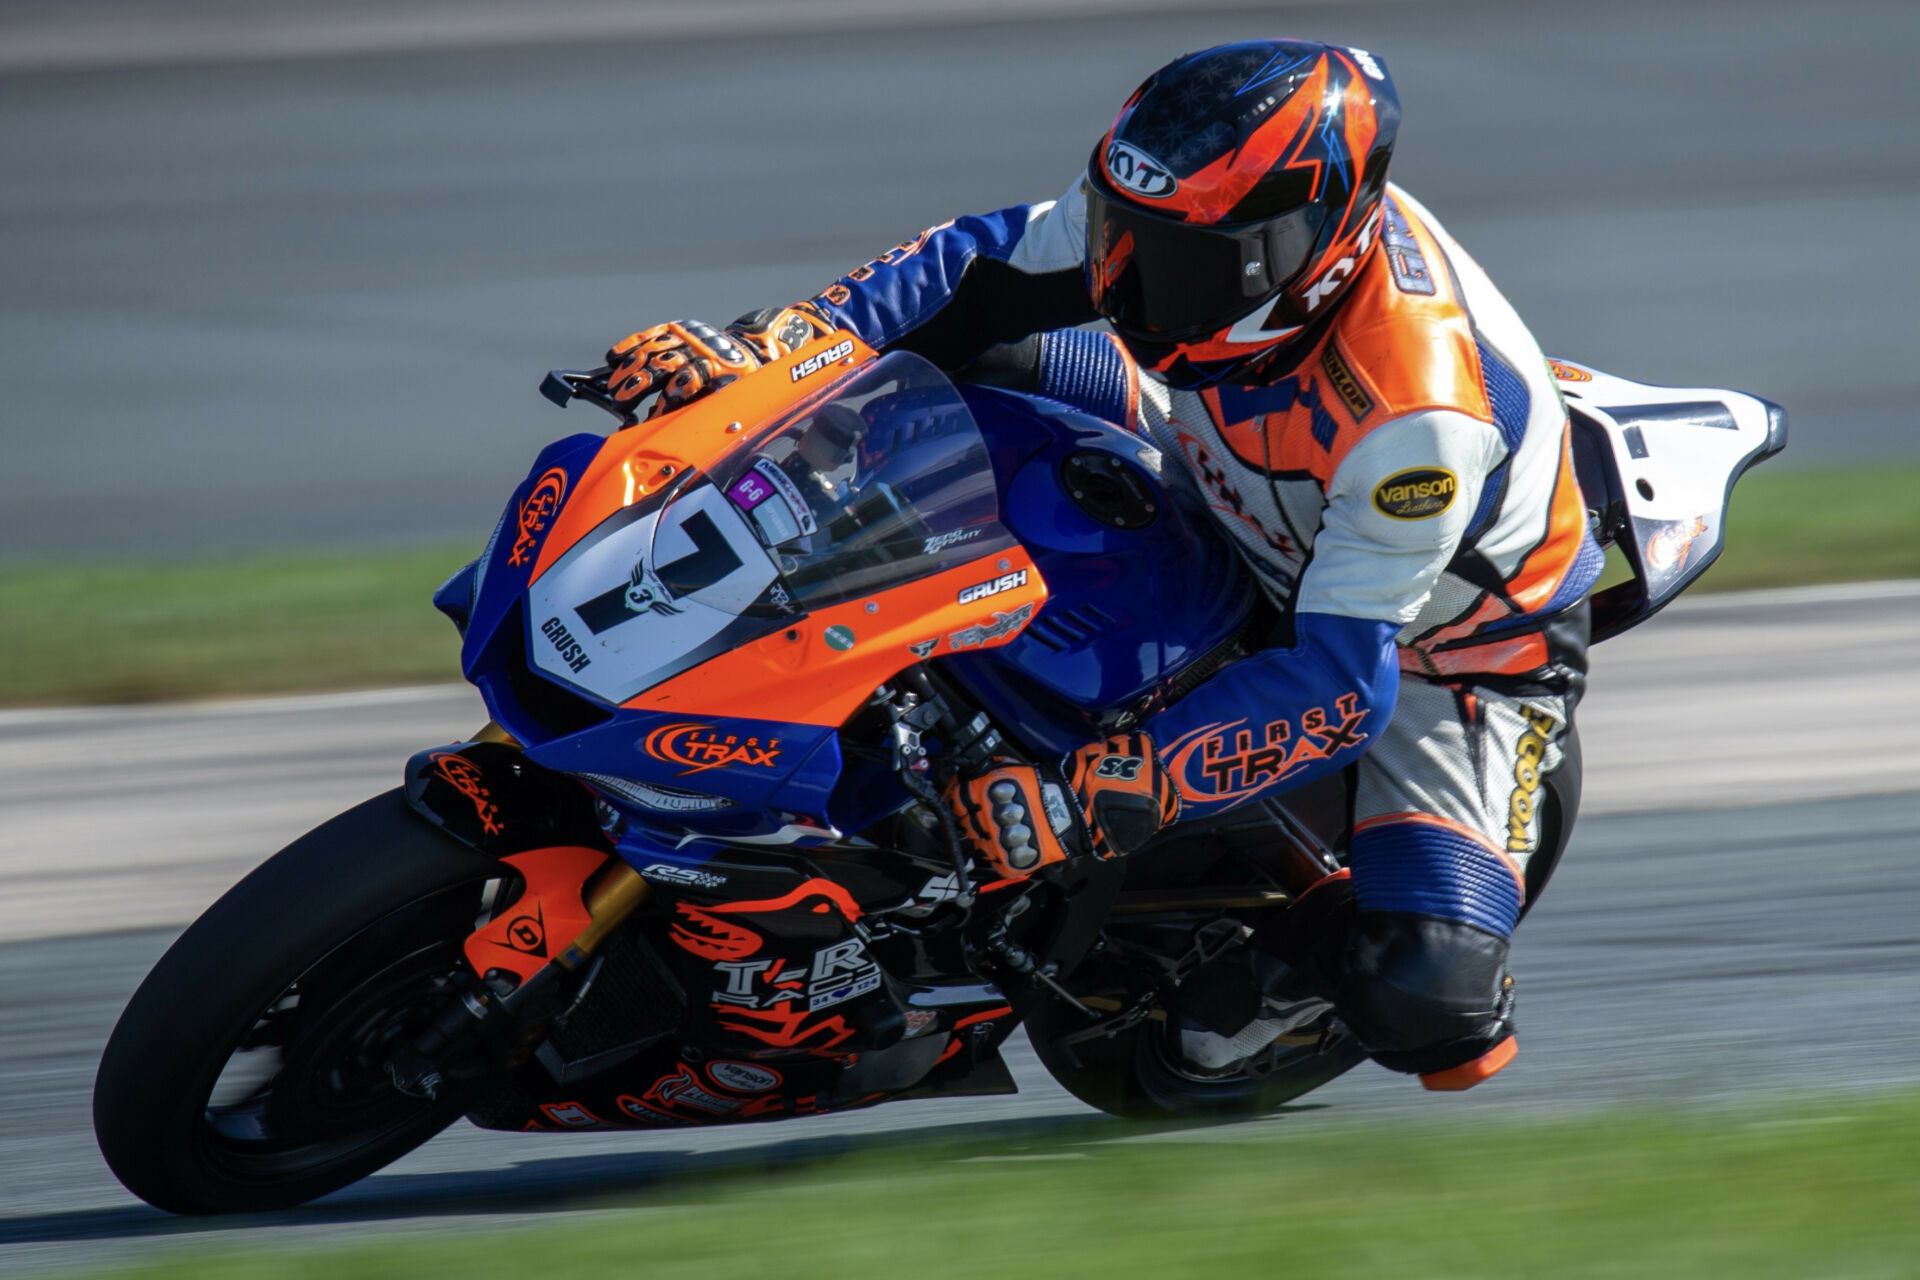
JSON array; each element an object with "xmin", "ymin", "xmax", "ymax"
[{"xmin": 793, "ymin": 176, "xmax": 1597, "ymax": 1080}]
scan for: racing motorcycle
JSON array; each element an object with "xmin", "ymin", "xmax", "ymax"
[{"xmin": 93, "ymin": 330, "xmax": 1784, "ymax": 1214}]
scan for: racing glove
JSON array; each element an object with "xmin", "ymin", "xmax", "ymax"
[
  {"xmin": 727, "ymin": 302, "xmax": 837, "ymax": 362},
  {"xmin": 943, "ymin": 733, "xmax": 1180, "ymax": 878},
  {"xmin": 605, "ymin": 305, "xmax": 838, "ymax": 419},
  {"xmin": 605, "ymin": 320, "xmax": 762, "ymax": 419}
]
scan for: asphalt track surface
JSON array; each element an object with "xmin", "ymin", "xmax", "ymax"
[
  {"xmin": 1, "ymin": 585, "xmax": 1917, "ymax": 1274},
  {"xmin": 5, "ymin": 0, "xmax": 1919, "ymax": 559}
]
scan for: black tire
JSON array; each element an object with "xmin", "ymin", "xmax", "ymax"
[
  {"xmin": 93, "ymin": 789, "xmax": 500, "ymax": 1214},
  {"xmin": 1023, "ymin": 955, "xmax": 1368, "ymax": 1119}
]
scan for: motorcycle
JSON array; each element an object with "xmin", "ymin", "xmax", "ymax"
[{"xmin": 92, "ymin": 330, "xmax": 1784, "ymax": 1214}]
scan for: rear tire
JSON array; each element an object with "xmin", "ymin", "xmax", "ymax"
[
  {"xmin": 93, "ymin": 789, "xmax": 499, "ymax": 1214},
  {"xmin": 1026, "ymin": 993, "xmax": 1366, "ymax": 1119}
]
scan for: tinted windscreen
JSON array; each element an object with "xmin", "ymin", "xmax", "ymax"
[{"xmin": 706, "ymin": 351, "xmax": 1018, "ymax": 611}]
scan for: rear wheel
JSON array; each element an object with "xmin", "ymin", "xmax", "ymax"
[
  {"xmin": 1023, "ymin": 936, "xmax": 1367, "ymax": 1118},
  {"xmin": 93, "ymin": 790, "xmax": 501, "ymax": 1214}
]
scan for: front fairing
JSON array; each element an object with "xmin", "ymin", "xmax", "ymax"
[{"xmin": 453, "ymin": 339, "xmax": 1047, "ymax": 856}]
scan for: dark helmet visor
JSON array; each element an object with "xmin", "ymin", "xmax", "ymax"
[{"xmin": 1084, "ymin": 171, "xmax": 1326, "ymax": 343}]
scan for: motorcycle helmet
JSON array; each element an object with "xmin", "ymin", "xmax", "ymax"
[{"xmin": 1085, "ymin": 40, "xmax": 1401, "ymax": 389}]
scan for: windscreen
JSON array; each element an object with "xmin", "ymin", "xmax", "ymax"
[
  {"xmin": 708, "ymin": 350, "xmax": 1018, "ymax": 612},
  {"xmin": 523, "ymin": 351, "xmax": 1016, "ymax": 705}
]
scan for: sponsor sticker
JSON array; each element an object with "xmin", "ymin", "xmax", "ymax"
[
  {"xmin": 957, "ymin": 568, "xmax": 1028, "ymax": 606},
  {"xmin": 1105, "ymin": 140, "xmax": 1177, "ymax": 199},
  {"xmin": 1372, "ymin": 467, "xmax": 1458, "ymax": 520},
  {"xmin": 1321, "ymin": 343, "xmax": 1373, "ymax": 421},
  {"xmin": 1548, "ymin": 359, "xmax": 1593, "ymax": 384},
  {"xmin": 643, "ymin": 723, "xmax": 783, "ymax": 773},
  {"xmin": 1381, "ymin": 201, "xmax": 1436, "ymax": 297},
  {"xmin": 790, "ymin": 338, "xmax": 856, "ymax": 382},
  {"xmin": 509, "ymin": 467, "xmax": 568, "ymax": 568},
  {"xmin": 908, "ymin": 637, "xmax": 939, "ymax": 659},
  {"xmin": 726, "ymin": 469, "xmax": 775, "ymax": 512},
  {"xmin": 915, "ymin": 872, "xmax": 965, "ymax": 904},
  {"xmin": 923, "ymin": 528, "xmax": 982, "ymax": 555},
  {"xmin": 642, "ymin": 1063, "xmax": 744, "ymax": 1115},
  {"xmin": 824, "ymin": 624, "xmax": 857, "ymax": 651},
  {"xmin": 539, "ymin": 1101, "xmax": 605, "ymax": 1129},
  {"xmin": 429, "ymin": 751, "xmax": 504, "ymax": 836},
  {"xmin": 948, "ymin": 602, "xmax": 1036, "ymax": 650},
  {"xmin": 539, "ymin": 615, "xmax": 593, "ymax": 673},
  {"xmin": 1644, "ymin": 515, "xmax": 1708, "ymax": 573},
  {"xmin": 707, "ymin": 1061, "xmax": 783, "ymax": 1093},
  {"xmin": 1163, "ymin": 694, "xmax": 1371, "ymax": 807},
  {"xmin": 641, "ymin": 862, "xmax": 728, "ymax": 890},
  {"xmin": 1505, "ymin": 706, "xmax": 1558, "ymax": 852},
  {"xmin": 1346, "ymin": 46, "xmax": 1387, "ymax": 80}
]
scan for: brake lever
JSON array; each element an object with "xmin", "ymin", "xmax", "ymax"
[{"xmin": 539, "ymin": 366, "xmax": 638, "ymax": 428}]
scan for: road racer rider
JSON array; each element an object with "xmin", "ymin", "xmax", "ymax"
[{"xmin": 601, "ymin": 39, "xmax": 1600, "ymax": 1091}]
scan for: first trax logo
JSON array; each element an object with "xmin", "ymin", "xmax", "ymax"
[
  {"xmin": 644, "ymin": 723, "xmax": 783, "ymax": 775},
  {"xmin": 509, "ymin": 467, "xmax": 568, "ymax": 567}
]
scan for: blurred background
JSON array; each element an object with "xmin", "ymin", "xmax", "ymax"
[{"xmin": 2, "ymin": 2, "xmax": 1918, "ymax": 1276}]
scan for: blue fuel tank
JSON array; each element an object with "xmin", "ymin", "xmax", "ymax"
[{"xmin": 942, "ymin": 385, "xmax": 1255, "ymax": 759}]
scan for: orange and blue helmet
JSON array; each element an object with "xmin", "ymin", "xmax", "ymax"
[{"xmin": 1085, "ymin": 40, "xmax": 1400, "ymax": 389}]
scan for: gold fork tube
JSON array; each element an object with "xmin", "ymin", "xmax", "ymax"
[{"xmin": 556, "ymin": 863, "xmax": 652, "ymax": 970}]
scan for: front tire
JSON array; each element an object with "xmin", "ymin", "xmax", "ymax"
[{"xmin": 93, "ymin": 789, "xmax": 499, "ymax": 1214}]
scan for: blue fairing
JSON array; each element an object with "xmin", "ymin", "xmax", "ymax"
[
  {"xmin": 942, "ymin": 386, "xmax": 1254, "ymax": 759},
  {"xmin": 449, "ymin": 376, "xmax": 1254, "ymax": 864}
]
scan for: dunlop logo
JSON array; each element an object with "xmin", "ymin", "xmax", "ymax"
[{"xmin": 1321, "ymin": 343, "xmax": 1373, "ymax": 421}]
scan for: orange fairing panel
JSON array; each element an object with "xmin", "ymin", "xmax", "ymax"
[
  {"xmin": 462, "ymin": 846, "xmax": 610, "ymax": 984},
  {"xmin": 527, "ymin": 331, "xmax": 876, "ymax": 585},
  {"xmin": 626, "ymin": 551, "xmax": 1048, "ymax": 727}
]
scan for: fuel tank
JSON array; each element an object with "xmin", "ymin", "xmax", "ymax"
[{"xmin": 943, "ymin": 385, "xmax": 1254, "ymax": 759}]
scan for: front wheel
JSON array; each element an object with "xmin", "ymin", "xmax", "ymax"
[{"xmin": 93, "ymin": 790, "xmax": 501, "ymax": 1214}]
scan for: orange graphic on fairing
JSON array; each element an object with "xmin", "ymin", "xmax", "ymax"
[
  {"xmin": 430, "ymin": 752, "xmax": 504, "ymax": 836},
  {"xmin": 643, "ymin": 723, "xmax": 784, "ymax": 774},
  {"xmin": 627, "ymin": 548, "xmax": 1046, "ymax": 728},
  {"xmin": 669, "ymin": 903, "xmax": 763, "ymax": 961},
  {"xmin": 508, "ymin": 467, "xmax": 567, "ymax": 567},
  {"xmin": 715, "ymin": 1004, "xmax": 857, "ymax": 1051},
  {"xmin": 703, "ymin": 878, "xmax": 864, "ymax": 923},
  {"xmin": 462, "ymin": 846, "xmax": 610, "ymax": 984}
]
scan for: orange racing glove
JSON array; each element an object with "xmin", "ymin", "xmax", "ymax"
[
  {"xmin": 1062, "ymin": 732, "xmax": 1180, "ymax": 860},
  {"xmin": 727, "ymin": 302, "xmax": 837, "ymax": 362},
  {"xmin": 943, "ymin": 734, "xmax": 1180, "ymax": 878},
  {"xmin": 605, "ymin": 320, "xmax": 761, "ymax": 419}
]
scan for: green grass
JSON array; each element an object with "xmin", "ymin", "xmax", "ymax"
[
  {"xmin": 1, "ymin": 465, "xmax": 1914, "ymax": 708},
  {"xmin": 0, "ymin": 546, "xmax": 468, "ymax": 707},
  {"xmin": 1705, "ymin": 462, "xmax": 1920, "ymax": 591},
  {"xmin": 83, "ymin": 1092, "xmax": 1920, "ymax": 1280}
]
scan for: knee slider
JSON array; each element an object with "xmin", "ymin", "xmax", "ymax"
[{"xmin": 1332, "ymin": 912, "xmax": 1514, "ymax": 1076}]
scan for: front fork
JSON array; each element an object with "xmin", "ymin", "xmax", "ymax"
[{"xmin": 389, "ymin": 724, "xmax": 655, "ymax": 1099}]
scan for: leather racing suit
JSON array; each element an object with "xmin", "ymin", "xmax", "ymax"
[{"xmin": 776, "ymin": 176, "xmax": 1603, "ymax": 1085}]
